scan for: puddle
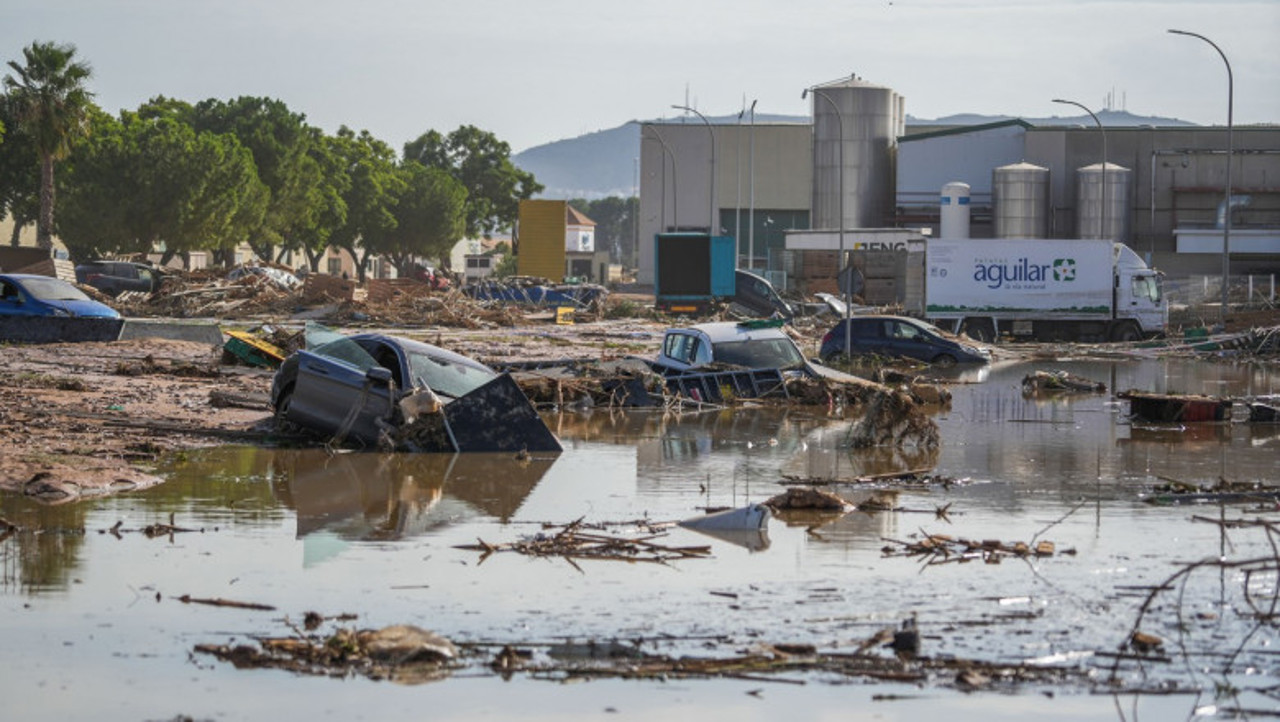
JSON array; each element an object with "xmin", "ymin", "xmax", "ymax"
[{"xmin": 1, "ymin": 358, "xmax": 1278, "ymax": 720}]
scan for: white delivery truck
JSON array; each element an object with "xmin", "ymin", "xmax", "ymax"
[{"xmin": 904, "ymin": 238, "xmax": 1167, "ymax": 342}]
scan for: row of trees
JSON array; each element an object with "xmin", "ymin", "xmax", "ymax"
[{"xmin": 0, "ymin": 41, "xmax": 542, "ymax": 280}]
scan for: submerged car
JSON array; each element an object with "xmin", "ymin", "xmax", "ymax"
[
  {"xmin": 271, "ymin": 325, "xmax": 561, "ymax": 453},
  {"xmin": 651, "ymin": 320, "xmax": 868, "ymax": 402},
  {"xmin": 654, "ymin": 320, "xmax": 808, "ymax": 374},
  {"xmin": 819, "ymin": 315, "xmax": 989, "ymax": 366}
]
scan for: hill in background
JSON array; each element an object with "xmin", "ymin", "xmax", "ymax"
[{"xmin": 512, "ymin": 110, "xmax": 1196, "ymax": 200}]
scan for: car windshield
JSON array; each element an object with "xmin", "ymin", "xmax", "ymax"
[
  {"xmin": 305, "ymin": 322, "xmax": 380, "ymax": 372},
  {"xmin": 711, "ymin": 337, "xmax": 805, "ymax": 369},
  {"xmin": 406, "ymin": 351, "xmax": 495, "ymax": 399},
  {"xmin": 21, "ymin": 277, "xmax": 92, "ymax": 302}
]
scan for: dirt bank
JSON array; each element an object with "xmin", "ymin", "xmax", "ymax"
[{"xmin": 0, "ymin": 337, "xmax": 274, "ymax": 502}]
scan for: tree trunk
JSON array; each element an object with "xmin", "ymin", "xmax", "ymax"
[{"xmin": 37, "ymin": 154, "xmax": 55, "ymax": 250}]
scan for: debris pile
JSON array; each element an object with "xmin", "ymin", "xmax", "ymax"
[
  {"xmin": 880, "ymin": 532, "xmax": 1067, "ymax": 564},
  {"xmin": 196, "ymin": 623, "xmax": 458, "ymax": 684},
  {"xmin": 1119, "ymin": 390, "xmax": 1231, "ymax": 423},
  {"xmin": 764, "ymin": 487, "xmax": 849, "ymax": 511},
  {"xmin": 1021, "ymin": 370, "xmax": 1106, "ymax": 395},
  {"xmin": 454, "ymin": 518, "xmax": 711, "ymax": 567},
  {"xmin": 847, "ymin": 389, "xmax": 940, "ymax": 448}
]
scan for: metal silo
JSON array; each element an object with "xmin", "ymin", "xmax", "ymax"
[
  {"xmin": 810, "ymin": 76, "xmax": 904, "ymax": 230},
  {"xmin": 992, "ymin": 162, "xmax": 1049, "ymax": 238},
  {"xmin": 1075, "ymin": 162, "xmax": 1130, "ymax": 241},
  {"xmin": 939, "ymin": 181, "xmax": 971, "ymax": 239}
]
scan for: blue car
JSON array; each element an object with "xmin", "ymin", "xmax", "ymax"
[
  {"xmin": 820, "ymin": 315, "xmax": 990, "ymax": 367},
  {"xmin": 0, "ymin": 273, "xmax": 123, "ymax": 343},
  {"xmin": 0, "ymin": 273, "xmax": 121, "ymax": 319}
]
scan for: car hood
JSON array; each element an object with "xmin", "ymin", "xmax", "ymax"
[{"xmin": 45, "ymin": 299, "xmax": 121, "ymax": 318}]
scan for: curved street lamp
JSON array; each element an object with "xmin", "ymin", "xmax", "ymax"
[
  {"xmin": 672, "ymin": 105, "xmax": 717, "ymax": 234},
  {"xmin": 1053, "ymin": 98, "xmax": 1108, "ymax": 241},
  {"xmin": 1169, "ymin": 28, "xmax": 1234, "ymax": 329},
  {"xmin": 644, "ymin": 125, "xmax": 678, "ymax": 232},
  {"xmin": 802, "ymin": 85, "xmax": 850, "ymax": 358}
]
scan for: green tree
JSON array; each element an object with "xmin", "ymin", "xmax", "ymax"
[
  {"xmin": 2, "ymin": 41, "xmax": 95, "ymax": 249},
  {"xmin": 403, "ymin": 125, "xmax": 541, "ymax": 238},
  {"xmin": 185, "ymin": 96, "xmax": 322, "ymax": 265},
  {"xmin": 326, "ymin": 127, "xmax": 405, "ymax": 279},
  {"xmin": 362, "ymin": 163, "xmax": 466, "ymax": 278},
  {"xmin": 0, "ymin": 94, "xmax": 41, "ymax": 246},
  {"xmin": 58, "ymin": 109, "xmax": 267, "ymax": 264},
  {"xmin": 274, "ymin": 125, "xmax": 347, "ymax": 267}
]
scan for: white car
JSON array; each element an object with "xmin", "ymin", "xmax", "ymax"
[{"xmin": 654, "ymin": 321, "xmax": 807, "ymax": 374}]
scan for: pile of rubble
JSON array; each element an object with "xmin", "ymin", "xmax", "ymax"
[{"xmin": 111, "ymin": 269, "xmax": 575, "ymax": 328}]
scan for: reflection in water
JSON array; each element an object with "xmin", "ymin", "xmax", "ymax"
[
  {"xmin": 0, "ymin": 502, "xmax": 89, "ymax": 594},
  {"xmin": 272, "ymin": 450, "xmax": 556, "ymax": 540}
]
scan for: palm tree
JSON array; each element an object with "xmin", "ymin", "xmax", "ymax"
[{"xmin": 3, "ymin": 41, "xmax": 94, "ymax": 250}]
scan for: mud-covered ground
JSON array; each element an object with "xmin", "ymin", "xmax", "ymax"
[{"xmin": 0, "ymin": 317, "xmax": 683, "ymax": 500}]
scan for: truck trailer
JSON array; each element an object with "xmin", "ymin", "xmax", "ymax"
[{"xmin": 904, "ymin": 238, "xmax": 1167, "ymax": 342}]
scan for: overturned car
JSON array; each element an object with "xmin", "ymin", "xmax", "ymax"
[{"xmin": 271, "ymin": 324, "xmax": 561, "ymax": 453}]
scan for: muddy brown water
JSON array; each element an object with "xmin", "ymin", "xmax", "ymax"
[{"xmin": 2, "ymin": 357, "xmax": 1278, "ymax": 720}]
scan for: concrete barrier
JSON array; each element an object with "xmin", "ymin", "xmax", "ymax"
[{"xmin": 119, "ymin": 319, "xmax": 224, "ymax": 346}]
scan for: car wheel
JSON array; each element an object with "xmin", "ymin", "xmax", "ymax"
[
  {"xmin": 932, "ymin": 353, "xmax": 957, "ymax": 368},
  {"xmin": 273, "ymin": 385, "xmax": 297, "ymax": 432}
]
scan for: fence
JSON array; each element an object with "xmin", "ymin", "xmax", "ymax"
[{"xmin": 1164, "ymin": 273, "xmax": 1277, "ymax": 329}]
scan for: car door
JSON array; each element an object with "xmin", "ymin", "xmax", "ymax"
[
  {"xmin": 287, "ymin": 338, "xmax": 398, "ymax": 446},
  {"xmin": 0, "ymin": 279, "xmax": 41, "ymax": 316},
  {"xmin": 885, "ymin": 319, "xmax": 936, "ymax": 362}
]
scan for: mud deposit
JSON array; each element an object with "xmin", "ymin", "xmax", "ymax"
[{"xmin": 2, "ymin": 357, "xmax": 1278, "ymax": 721}]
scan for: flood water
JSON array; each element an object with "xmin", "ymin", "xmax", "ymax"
[{"xmin": 2, "ymin": 357, "xmax": 1278, "ymax": 721}]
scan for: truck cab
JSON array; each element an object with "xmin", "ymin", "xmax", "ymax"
[{"xmin": 1113, "ymin": 245, "xmax": 1166, "ymax": 341}]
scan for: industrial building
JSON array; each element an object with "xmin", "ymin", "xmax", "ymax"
[{"xmin": 636, "ymin": 76, "xmax": 1280, "ymax": 289}]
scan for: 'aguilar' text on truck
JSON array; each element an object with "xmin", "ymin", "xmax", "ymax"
[{"xmin": 904, "ymin": 238, "xmax": 1167, "ymax": 342}]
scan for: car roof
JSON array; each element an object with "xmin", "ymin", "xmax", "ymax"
[
  {"xmin": 1, "ymin": 273, "xmax": 75, "ymax": 283},
  {"xmin": 349, "ymin": 333, "xmax": 495, "ymax": 373},
  {"xmin": 671, "ymin": 321, "xmax": 790, "ymax": 344}
]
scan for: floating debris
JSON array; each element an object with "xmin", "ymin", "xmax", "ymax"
[
  {"xmin": 1118, "ymin": 390, "xmax": 1232, "ymax": 423},
  {"xmin": 1021, "ymin": 370, "xmax": 1106, "ymax": 395},
  {"xmin": 196, "ymin": 623, "xmax": 458, "ymax": 684},
  {"xmin": 454, "ymin": 518, "xmax": 712, "ymax": 567},
  {"xmin": 881, "ymin": 532, "xmax": 1068, "ymax": 565},
  {"xmin": 764, "ymin": 487, "xmax": 848, "ymax": 511}
]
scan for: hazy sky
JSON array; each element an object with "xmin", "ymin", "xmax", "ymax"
[{"xmin": 3, "ymin": 1, "xmax": 1277, "ymax": 153}]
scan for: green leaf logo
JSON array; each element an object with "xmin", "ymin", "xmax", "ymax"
[{"xmin": 1053, "ymin": 258, "xmax": 1076, "ymax": 282}]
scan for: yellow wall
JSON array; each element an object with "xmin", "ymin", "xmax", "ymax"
[{"xmin": 517, "ymin": 200, "xmax": 567, "ymax": 281}]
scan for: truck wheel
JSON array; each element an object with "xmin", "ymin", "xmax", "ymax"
[{"xmin": 1111, "ymin": 322, "xmax": 1141, "ymax": 343}]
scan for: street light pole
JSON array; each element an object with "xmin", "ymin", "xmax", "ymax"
[
  {"xmin": 748, "ymin": 100, "xmax": 757, "ymax": 271},
  {"xmin": 672, "ymin": 105, "xmax": 717, "ymax": 235},
  {"xmin": 645, "ymin": 125, "xmax": 678, "ymax": 231},
  {"xmin": 1053, "ymin": 98, "xmax": 1108, "ymax": 241},
  {"xmin": 735, "ymin": 100, "xmax": 744, "ymax": 267},
  {"xmin": 1170, "ymin": 28, "xmax": 1234, "ymax": 330},
  {"xmin": 803, "ymin": 85, "xmax": 849, "ymax": 359}
]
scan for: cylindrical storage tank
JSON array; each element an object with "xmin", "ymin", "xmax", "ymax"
[
  {"xmin": 992, "ymin": 162, "xmax": 1049, "ymax": 238},
  {"xmin": 939, "ymin": 181, "xmax": 971, "ymax": 239},
  {"xmin": 1075, "ymin": 162, "xmax": 1131, "ymax": 241},
  {"xmin": 810, "ymin": 77, "xmax": 904, "ymax": 231}
]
